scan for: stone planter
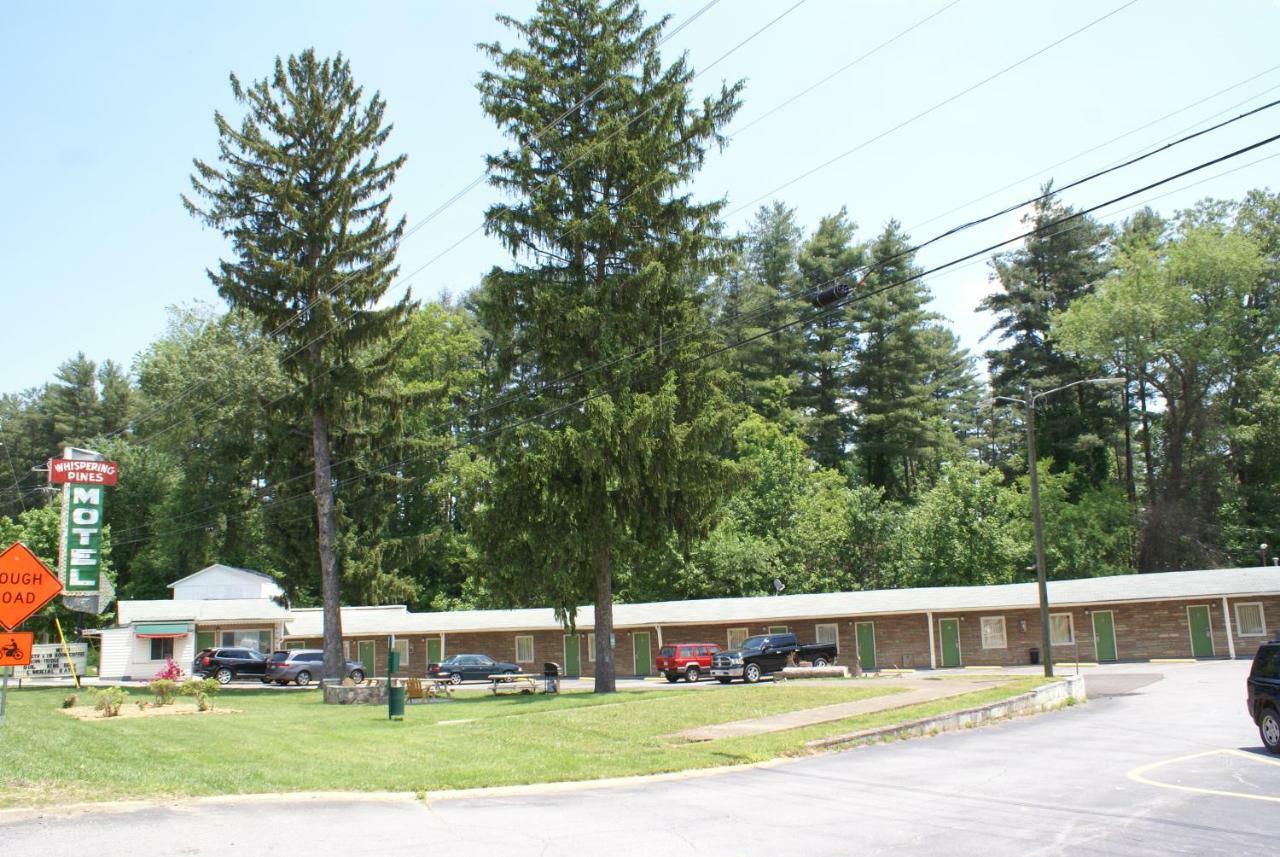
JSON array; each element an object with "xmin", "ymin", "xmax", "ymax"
[{"xmin": 322, "ymin": 682, "xmax": 387, "ymax": 705}]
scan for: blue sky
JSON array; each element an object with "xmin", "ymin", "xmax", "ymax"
[{"xmin": 3, "ymin": 0, "xmax": 1278, "ymax": 394}]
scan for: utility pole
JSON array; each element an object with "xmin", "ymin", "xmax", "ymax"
[{"xmin": 987, "ymin": 377, "xmax": 1124, "ymax": 679}]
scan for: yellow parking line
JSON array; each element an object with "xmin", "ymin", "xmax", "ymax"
[{"xmin": 1127, "ymin": 749, "xmax": 1280, "ymax": 804}]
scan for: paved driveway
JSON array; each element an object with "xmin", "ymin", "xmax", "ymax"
[{"xmin": 4, "ymin": 660, "xmax": 1275, "ymax": 856}]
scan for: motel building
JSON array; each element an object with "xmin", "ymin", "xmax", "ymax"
[{"xmin": 97, "ymin": 564, "xmax": 1280, "ymax": 681}]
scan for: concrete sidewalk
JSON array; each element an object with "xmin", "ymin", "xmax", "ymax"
[{"xmin": 672, "ymin": 678, "xmax": 1007, "ymax": 742}]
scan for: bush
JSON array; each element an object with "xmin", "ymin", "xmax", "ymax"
[
  {"xmin": 180, "ymin": 677, "xmax": 222, "ymax": 711},
  {"xmin": 62, "ymin": 693, "xmax": 78, "ymax": 709},
  {"xmin": 153, "ymin": 658, "xmax": 184, "ymax": 681},
  {"xmin": 148, "ymin": 679, "xmax": 178, "ymax": 706},
  {"xmin": 92, "ymin": 686, "xmax": 127, "ymax": 718},
  {"xmin": 136, "ymin": 699, "xmax": 149, "ymax": 711}
]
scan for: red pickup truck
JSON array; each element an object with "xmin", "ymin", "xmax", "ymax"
[{"xmin": 655, "ymin": 642, "xmax": 722, "ymax": 683}]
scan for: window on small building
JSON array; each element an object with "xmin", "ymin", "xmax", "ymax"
[
  {"xmin": 1050, "ymin": 613, "xmax": 1075, "ymax": 646},
  {"xmin": 768, "ymin": 625, "xmax": 789, "ymax": 635},
  {"xmin": 727, "ymin": 628, "xmax": 748, "ymax": 650},
  {"xmin": 980, "ymin": 617, "xmax": 1007, "ymax": 649},
  {"xmin": 392, "ymin": 639, "xmax": 409, "ymax": 665},
  {"xmin": 149, "ymin": 638, "xmax": 174, "ymax": 661},
  {"xmin": 515, "ymin": 635, "xmax": 534, "ymax": 664},
  {"xmin": 221, "ymin": 630, "xmax": 271, "ymax": 652},
  {"xmin": 1236, "ymin": 602, "xmax": 1267, "ymax": 637},
  {"xmin": 587, "ymin": 633, "xmax": 596, "ymax": 662},
  {"xmin": 815, "ymin": 623, "xmax": 839, "ymax": 653}
]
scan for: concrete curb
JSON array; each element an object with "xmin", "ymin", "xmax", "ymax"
[{"xmin": 804, "ymin": 674, "xmax": 1087, "ymax": 750}]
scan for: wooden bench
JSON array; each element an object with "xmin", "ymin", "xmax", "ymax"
[
  {"xmin": 406, "ymin": 677, "xmax": 454, "ymax": 702},
  {"xmin": 489, "ymin": 673, "xmax": 539, "ymax": 695}
]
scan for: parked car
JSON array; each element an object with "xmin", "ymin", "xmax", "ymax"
[
  {"xmin": 710, "ymin": 633, "xmax": 839, "ymax": 684},
  {"xmin": 429, "ymin": 653, "xmax": 520, "ymax": 684},
  {"xmin": 192, "ymin": 647, "xmax": 268, "ymax": 684},
  {"xmin": 655, "ymin": 642, "xmax": 721, "ymax": 682},
  {"xmin": 263, "ymin": 649, "xmax": 367, "ymax": 686},
  {"xmin": 1248, "ymin": 637, "xmax": 1280, "ymax": 755}
]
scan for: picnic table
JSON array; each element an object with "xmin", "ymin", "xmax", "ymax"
[
  {"xmin": 406, "ymin": 677, "xmax": 455, "ymax": 702},
  {"xmin": 489, "ymin": 673, "xmax": 540, "ymax": 695}
]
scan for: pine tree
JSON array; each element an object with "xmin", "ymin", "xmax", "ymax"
[
  {"xmin": 980, "ymin": 186, "xmax": 1117, "ymax": 486},
  {"xmin": 49, "ymin": 353, "xmax": 101, "ymax": 447},
  {"xmin": 795, "ymin": 208, "xmax": 862, "ymax": 469},
  {"xmin": 473, "ymin": 0, "xmax": 743, "ymax": 692},
  {"xmin": 184, "ymin": 50, "xmax": 412, "ymax": 682},
  {"xmin": 847, "ymin": 222, "xmax": 940, "ymax": 499}
]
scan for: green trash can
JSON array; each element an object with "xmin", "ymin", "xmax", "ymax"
[{"xmin": 388, "ymin": 682, "xmax": 406, "ymax": 720}]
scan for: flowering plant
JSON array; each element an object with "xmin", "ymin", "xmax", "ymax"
[{"xmin": 153, "ymin": 657, "xmax": 184, "ymax": 681}]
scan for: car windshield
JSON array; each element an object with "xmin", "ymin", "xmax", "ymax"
[
  {"xmin": 741, "ymin": 636, "xmax": 769, "ymax": 652},
  {"xmin": 659, "ymin": 646, "xmax": 675, "ymax": 657}
]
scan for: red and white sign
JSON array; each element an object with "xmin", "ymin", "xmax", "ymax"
[
  {"xmin": 0, "ymin": 542, "xmax": 64, "ymax": 630},
  {"xmin": 48, "ymin": 458, "xmax": 119, "ymax": 486}
]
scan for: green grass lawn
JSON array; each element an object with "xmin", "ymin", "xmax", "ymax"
[{"xmin": 0, "ymin": 677, "xmax": 1042, "ymax": 806}]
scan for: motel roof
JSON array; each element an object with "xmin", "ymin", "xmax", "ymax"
[
  {"xmin": 281, "ymin": 566, "xmax": 1280, "ymax": 638},
  {"xmin": 118, "ymin": 598, "xmax": 291, "ymax": 625}
]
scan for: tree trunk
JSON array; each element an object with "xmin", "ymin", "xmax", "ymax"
[
  {"xmin": 1137, "ymin": 367, "xmax": 1155, "ymax": 501},
  {"xmin": 1122, "ymin": 366, "xmax": 1135, "ymax": 503},
  {"xmin": 312, "ymin": 408, "xmax": 345, "ymax": 683},
  {"xmin": 593, "ymin": 545, "xmax": 616, "ymax": 694}
]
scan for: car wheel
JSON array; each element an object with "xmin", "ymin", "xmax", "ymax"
[
  {"xmin": 717, "ymin": 677, "xmax": 732, "ymax": 684},
  {"xmin": 276, "ymin": 680, "xmax": 288, "ymax": 686},
  {"xmin": 685, "ymin": 666, "xmax": 700, "ymax": 683},
  {"xmin": 665, "ymin": 673, "xmax": 680, "ymax": 683},
  {"xmin": 350, "ymin": 669, "xmax": 366, "ymax": 684},
  {"xmin": 812, "ymin": 656, "xmax": 829, "ymax": 668},
  {"xmin": 260, "ymin": 678, "xmax": 272, "ymax": 684},
  {"xmin": 449, "ymin": 672, "xmax": 463, "ymax": 685},
  {"xmin": 743, "ymin": 663, "xmax": 761, "ymax": 684},
  {"xmin": 214, "ymin": 667, "xmax": 233, "ymax": 685},
  {"xmin": 295, "ymin": 670, "xmax": 312, "ymax": 687},
  {"xmin": 1261, "ymin": 707, "xmax": 1280, "ymax": 755}
]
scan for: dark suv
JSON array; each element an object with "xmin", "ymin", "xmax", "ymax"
[
  {"xmin": 1248, "ymin": 638, "xmax": 1280, "ymax": 755},
  {"xmin": 192, "ymin": 648, "xmax": 268, "ymax": 684}
]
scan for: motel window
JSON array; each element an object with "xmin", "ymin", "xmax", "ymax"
[
  {"xmin": 768, "ymin": 625, "xmax": 789, "ymax": 635},
  {"xmin": 815, "ymin": 623, "xmax": 839, "ymax": 653},
  {"xmin": 727, "ymin": 628, "xmax": 749, "ymax": 650},
  {"xmin": 587, "ymin": 633, "xmax": 596, "ymax": 662},
  {"xmin": 515, "ymin": 635, "xmax": 535, "ymax": 664},
  {"xmin": 149, "ymin": 638, "xmax": 174, "ymax": 661},
  {"xmin": 221, "ymin": 630, "xmax": 271, "ymax": 653},
  {"xmin": 1050, "ymin": 613, "xmax": 1075, "ymax": 646},
  {"xmin": 980, "ymin": 617, "xmax": 1007, "ymax": 649},
  {"xmin": 392, "ymin": 639, "xmax": 410, "ymax": 664},
  {"xmin": 1236, "ymin": 602, "xmax": 1267, "ymax": 637}
]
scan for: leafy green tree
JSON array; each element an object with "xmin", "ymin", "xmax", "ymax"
[
  {"xmin": 49, "ymin": 353, "xmax": 101, "ymax": 448},
  {"xmin": 472, "ymin": 0, "xmax": 743, "ymax": 692},
  {"xmin": 1009, "ymin": 461, "xmax": 1136, "ymax": 579},
  {"xmin": 184, "ymin": 50, "xmax": 412, "ymax": 681}
]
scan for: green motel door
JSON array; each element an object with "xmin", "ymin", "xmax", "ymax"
[
  {"xmin": 632, "ymin": 632, "xmax": 652, "ymax": 676},
  {"xmin": 939, "ymin": 618, "xmax": 962, "ymax": 668},
  {"xmin": 1187, "ymin": 605, "xmax": 1215, "ymax": 658},
  {"xmin": 1091, "ymin": 611, "xmax": 1118, "ymax": 662},
  {"xmin": 563, "ymin": 635, "xmax": 581, "ymax": 677},
  {"xmin": 358, "ymin": 640, "xmax": 377, "ymax": 676},
  {"xmin": 855, "ymin": 622, "xmax": 876, "ymax": 671},
  {"xmin": 426, "ymin": 637, "xmax": 442, "ymax": 668}
]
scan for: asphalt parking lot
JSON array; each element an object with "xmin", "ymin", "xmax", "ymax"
[{"xmin": 4, "ymin": 660, "xmax": 1275, "ymax": 856}]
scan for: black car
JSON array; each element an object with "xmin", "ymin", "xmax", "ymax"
[
  {"xmin": 262, "ymin": 649, "xmax": 367, "ymax": 686},
  {"xmin": 429, "ymin": 653, "xmax": 520, "ymax": 684},
  {"xmin": 193, "ymin": 647, "xmax": 268, "ymax": 684},
  {"xmin": 1247, "ymin": 638, "xmax": 1280, "ymax": 755},
  {"xmin": 709, "ymin": 633, "xmax": 839, "ymax": 684}
]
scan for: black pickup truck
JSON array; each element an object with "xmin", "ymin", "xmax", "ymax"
[{"xmin": 710, "ymin": 632, "xmax": 838, "ymax": 684}]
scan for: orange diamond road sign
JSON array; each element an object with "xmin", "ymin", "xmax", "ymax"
[
  {"xmin": 0, "ymin": 542, "xmax": 63, "ymax": 630},
  {"xmin": 0, "ymin": 631, "xmax": 33, "ymax": 667}
]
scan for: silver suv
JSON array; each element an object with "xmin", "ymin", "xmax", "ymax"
[{"xmin": 262, "ymin": 649, "xmax": 367, "ymax": 686}]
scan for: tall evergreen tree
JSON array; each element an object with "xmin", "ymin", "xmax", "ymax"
[
  {"xmin": 185, "ymin": 50, "xmax": 412, "ymax": 682},
  {"xmin": 473, "ymin": 0, "xmax": 743, "ymax": 692},
  {"xmin": 795, "ymin": 208, "xmax": 862, "ymax": 469},
  {"xmin": 980, "ymin": 186, "xmax": 1117, "ymax": 487},
  {"xmin": 49, "ymin": 352, "xmax": 101, "ymax": 447},
  {"xmin": 847, "ymin": 221, "xmax": 941, "ymax": 499}
]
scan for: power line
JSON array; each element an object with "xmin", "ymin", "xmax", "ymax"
[
  {"xmin": 108, "ymin": 131, "xmax": 1280, "ymax": 549},
  {"xmin": 723, "ymin": 0, "xmax": 1141, "ymax": 220}
]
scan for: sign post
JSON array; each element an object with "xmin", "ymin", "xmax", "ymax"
[{"xmin": 0, "ymin": 542, "xmax": 63, "ymax": 727}]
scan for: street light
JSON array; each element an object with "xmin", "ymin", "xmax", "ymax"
[{"xmin": 986, "ymin": 377, "xmax": 1125, "ymax": 678}]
